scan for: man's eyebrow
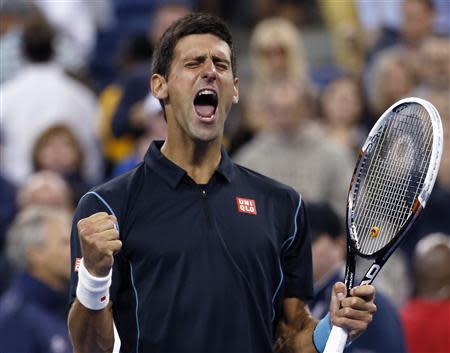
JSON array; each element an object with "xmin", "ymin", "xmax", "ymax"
[
  {"xmin": 182, "ymin": 53, "xmax": 230, "ymax": 63},
  {"xmin": 183, "ymin": 53, "xmax": 207, "ymax": 61}
]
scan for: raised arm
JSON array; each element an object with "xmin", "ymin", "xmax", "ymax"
[
  {"xmin": 67, "ymin": 212, "xmax": 122, "ymax": 353},
  {"xmin": 68, "ymin": 300, "xmax": 115, "ymax": 353}
]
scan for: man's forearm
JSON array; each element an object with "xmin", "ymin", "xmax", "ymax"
[
  {"xmin": 275, "ymin": 298, "xmax": 319, "ymax": 353},
  {"xmin": 68, "ymin": 299, "xmax": 115, "ymax": 353}
]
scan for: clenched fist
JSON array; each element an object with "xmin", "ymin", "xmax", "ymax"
[{"xmin": 77, "ymin": 212, "xmax": 122, "ymax": 277}]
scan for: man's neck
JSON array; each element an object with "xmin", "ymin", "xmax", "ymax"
[{"xmin": 161, "ymin": 136, "xmax": 222, "ymax": 184}]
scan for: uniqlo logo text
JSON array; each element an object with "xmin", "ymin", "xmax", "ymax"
[
  {"xmin": 236, "ymin": 197, "xmax": 257, "ymax": 215},
  {"xmin": 74, "ymin": 258, "xmax": 81, "ymax": 272}
]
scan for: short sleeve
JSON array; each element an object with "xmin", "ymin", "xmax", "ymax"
[
  {"xmin": 281, "ymin": 196, "xmax": 314, "ymax": 301},
  {"xmin": 69, "ymin": 192, "xmax": 124, "ymax": 306}
]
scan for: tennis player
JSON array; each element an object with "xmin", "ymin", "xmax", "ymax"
[{"xmin": 68, "ymin": 13, "xmax": 376, "ymax": 353}]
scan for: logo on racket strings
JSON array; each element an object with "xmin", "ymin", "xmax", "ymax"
[{"xmin": 370, "ymin": 226, "xmax": 380, "ymax": 238}]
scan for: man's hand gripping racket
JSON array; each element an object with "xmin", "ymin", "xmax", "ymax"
[{"xmin": 324, "ymin": 97, "xmax": 443, "ymax": 353}]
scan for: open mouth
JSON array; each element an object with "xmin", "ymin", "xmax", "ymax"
[{"xmin": 194, "ymin": 89, "xmax": 218, "ymax": 119}]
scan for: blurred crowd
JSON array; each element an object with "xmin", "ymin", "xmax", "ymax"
[{"xmin": 0, "ymin": 1, "xmax": 448, "ymax": 352}]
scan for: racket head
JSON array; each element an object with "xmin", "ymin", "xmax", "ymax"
[{"xmin": 347, "ymin": 97, "xmax": 443, "ymax": 258}]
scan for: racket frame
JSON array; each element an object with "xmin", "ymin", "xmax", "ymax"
[
  {"xmin": 324, "ymin": 97, "xmax": 443, "ymax": 353},
  {"xmin": 347, "ymin": 97, "xmax": 443, "ymax": 264}
]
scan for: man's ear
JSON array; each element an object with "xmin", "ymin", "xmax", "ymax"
[
  {"xmin": 151, "ymin": 73, "xmax": 168, "ymax": 100},
  {"xmin": 232, "ymin": 77, "xmax": 239, "ymax": 104}
]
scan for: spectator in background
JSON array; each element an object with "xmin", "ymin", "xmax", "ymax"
[
  {"xmin": 110, "ymin": 3, "xmax": 191, "ymax": 140},
  {"xmin": 233, "ymin": 79, "xmax": 353, "ymax": 220},
  {"xmin": 0, "ymin": 172, "xmax": 16, "ymax": 295},
  {"xmin": 317, "ymin": 0, "xmax": 366, "ymax": 75},
  {"xmin": 248, "ymin": 17, "xmax": 309, "ymax": 85},
  {"xmin": 17, "ymin": 171, "xmax": 73, "ymax": 211},
  {"xmin": 89, "ymin": 0, "xmax": 197, "ymax": 87},
  {"xmin": 0, "ymin": 171, "xmax": 73, "ymax": 294},
  {"xmin": 365, "ymin": 48, "xmax": 416, "ymax": 122},
  {"xmin": 402, "ymin": 233, "xmax": 450, "ymax": 353},
  {"xmin": 356, "ymin": 0, "xmax": 448, "ymax": 44},
  {"xmin": 318, "ymin": 73, "xmax": 367, "ymax": 153},
  {"xmin": 414, "ymin": 35, "xmax": 450, "ymax": 95},
  {"xmin": 0, "ymin": 0, "xmax": 35, "ymax": 83},
  {"xmin": 308, "ymin": 202, "xmax": 407, "ymax": 353},
  {"xmin": 97, "ymin": 34, "xmax": 154, "ymax": 175},
  {"xmin": 0, "ymin": 207, "xmax": 73, "ymax": 353},
  {"xmin": 149, "ymin": 3, "xmax": 194, "ymax": 46},
  {"xmin": 31, "ymin": 0, "xmax": 114, "ymax": 74},
  {"xmin": 0, "ymin": 173, "xmax": 16, "ymax": 252},
  {"xmin": 367, "ymin": 0, "xmax": 436, "ymax": 67},
  {"xmin": 32, "ymin": 124, "xmax": 91, "ymax": 204},
  {"xmin": 0, "ymin": 17, "xmax": 102, "ymax": 185},
  {"xmin": 0, "ymin": 132, "xmax": 18, "ymax": 294},
  {"xmin": 229, "ymin": 17, "xmax": 310, "ymax": 153},
  {"xmin": 111, "ymin": 94, "xmax": 167, "ymax": 177},
  {"xmin": 355, "ymin": 0, "xmax": 403, "ymax": 49},
  {"xmin": 0, "ymin": 132, "xmax": 17, "ymax": 253},
  {"xmin": 432, "ymin": 0, "xmax": 450, "ymax": 35},
  {"xmin": 362, "ymin": 0, "xmax": 436, "ymax": 120},
  {"xmin": 97, "ymin": 3, "xmax": 190, "ymax": 177}
]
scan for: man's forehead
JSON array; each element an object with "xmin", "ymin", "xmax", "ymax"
[{"xmin": 174, "ymin": 33, "xmax": 231, "ymax": 58}]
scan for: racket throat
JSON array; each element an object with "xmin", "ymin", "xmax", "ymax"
[
  {"xmin": 360, "ymin": 263, "xmax": 381, "ymax": 286},
  {"xmin": 344, "ymin": 250, "xmax": 356, "ymax": 293}
]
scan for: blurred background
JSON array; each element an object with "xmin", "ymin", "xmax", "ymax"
[{"xmin": 0, "ymin": 1, "xmax": 448, "ymax": 352}]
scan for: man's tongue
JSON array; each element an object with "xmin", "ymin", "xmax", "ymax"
[{"xmin": 195, "ymin": 104, "xmax": 215, "ymax": 118}]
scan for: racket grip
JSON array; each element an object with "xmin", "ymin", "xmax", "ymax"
[{"xmin": 323, "ymin": 325, "xmax": 348, "ymax": 353}]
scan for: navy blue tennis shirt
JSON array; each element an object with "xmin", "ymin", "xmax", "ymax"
[{"xmin": 70, "ymin": 141, "xmax": 313, "ymax": 353}]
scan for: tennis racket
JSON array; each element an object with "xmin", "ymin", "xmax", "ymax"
[{"xmin": 323, "ymin": 97, "xmax": 443, "ymax": 353}]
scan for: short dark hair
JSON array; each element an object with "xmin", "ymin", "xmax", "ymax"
[
  {"xmin": 151, "ymin": 13, "xmax": 236, "ymax": 79},
  {"xmin": 22, "ymin": 18, "xmax": 55, "ymax": 62}
]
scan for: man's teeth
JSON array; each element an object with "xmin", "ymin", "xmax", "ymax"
[{"xmin": 199, "ymin": 89, "xmax": 215, "ymax": 96}]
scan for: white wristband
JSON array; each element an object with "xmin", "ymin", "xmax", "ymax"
[{"xmin": 76, "ymin": 258, "xmax": 112, "ymax": 310}]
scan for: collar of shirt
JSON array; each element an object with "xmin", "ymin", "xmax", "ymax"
[{"xmin": 144, "ymin": 140, "xmax": 235, "ymax": 188}]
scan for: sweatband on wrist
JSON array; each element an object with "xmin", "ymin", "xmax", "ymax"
[
  {"xmin": 313, "ymin": 312, "xmax": 332, "ymax": 353},
  {"xmin": 313, "ymin": 313, "xmax": 353, "ymax": 352},
  {"xmin": 76, "ymin": 258, "xmax": 112, "ymax": 310}
]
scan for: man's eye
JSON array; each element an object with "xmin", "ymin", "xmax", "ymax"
[
  {"xmin": 186, "ymin": 61, "xmax": 200, "ymax": 68},
  {"xmin": 216, "ymin": 62, "xmax": 229, "ymax": 70}
]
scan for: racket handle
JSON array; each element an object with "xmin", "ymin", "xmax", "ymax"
[{"xmin": 323, "ymin": 325, "xmax": 348, "ymax": 353}]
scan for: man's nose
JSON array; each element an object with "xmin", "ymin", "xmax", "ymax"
[{"xmin": 201, "ymin": 60, "xmax": 217, "ymax": 82}]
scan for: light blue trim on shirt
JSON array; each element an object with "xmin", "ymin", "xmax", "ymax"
[
  {"xmin": 281, "ymin": 197, "xmax": 302, "ymax": 251},
  {"xmin": 271, "ymin": 259, "xmax": 284, "ymax": 321},
  {"xmin": 129, "ymin": 262, "xmax": 140, "ymax": 353},
  {"xmin": 271, "ymin": 196, "xmax": 302, "ymax": 321},
  {"xmin": 84, "ymin": 191, "xmax": 120, "ymax": 232}
]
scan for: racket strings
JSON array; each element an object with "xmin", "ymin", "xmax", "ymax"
[
  {"xmin": 364, "ymin": 106, "xmax": 433, "ymax": 251},
  {"xmin": 353, "ymin": 103, "xmax": 433, "ymax": 255},
  {"xmin": 353, "ymin": 116, "xmax": 401, "ymax": 252},
  {"xmin": 358, "ymin": 118, "xmax": 413, "ymax": 252},
  {"xmin": 360, "ymin": 106, "xmax": 433, "ymax": 252}
]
